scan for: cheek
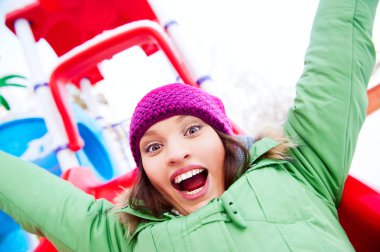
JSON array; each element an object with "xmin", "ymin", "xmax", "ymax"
[
  {"xmin": 198, "ymin": 136, "xmax": 225, "ymax": 170},
  {"xmin": 214, "ymin": 145, "xmax": 226, "ymax": 177},
  {"xmin": 142, "ymin": 158, "xmax": 168, "ymax": 191}
]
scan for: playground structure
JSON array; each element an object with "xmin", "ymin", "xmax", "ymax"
[{"xmin": 1, "ymin": 0, "xmax": 380, "ymax": 251}]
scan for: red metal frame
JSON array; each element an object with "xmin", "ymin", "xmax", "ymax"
[
  {"xmin": 339, "ymin": 176, "xmax": 380, "ymax": 252},
  {"xmin": 49, "ymin": 21, "xmax": 196, "ymax": 151},
  {"xmin": 367, "ymin": 84, "xmax": 380, "ymax": 115}
]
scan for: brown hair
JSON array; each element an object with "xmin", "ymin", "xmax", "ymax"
[{"xmin": 116, "ymin": 130, "xmax": 293, "ymax": 234}]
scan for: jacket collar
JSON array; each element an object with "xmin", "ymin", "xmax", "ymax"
[
  {"xmin": 249, "ymin": 137, "xmax": 278, "ymax": 162},
  {"xmin": 116, "ymin": 206, "xmax": 171, "ymax": 221}
]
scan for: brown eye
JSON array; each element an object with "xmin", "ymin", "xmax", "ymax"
[
  {"xmin": 185, "ymin": 124, "xmax": 201, "ymax": 136},
  {"xmin": 145, "ymin": 143, "xmax": 162, "ymax": 153}
]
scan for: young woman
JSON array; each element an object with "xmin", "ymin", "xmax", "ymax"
[{"xmin": 0, "ymin": 0, "xmax": 378, "ymax": 251}]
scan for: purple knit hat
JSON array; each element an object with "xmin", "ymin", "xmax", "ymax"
[{"xmin": 129, "ymin": 83, "xmax": 233, "ymax": 167}]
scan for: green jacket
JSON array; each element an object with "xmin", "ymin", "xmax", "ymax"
[{"xmin": 0, "ymin": 0, "xmax": 378, "ymax": 251}]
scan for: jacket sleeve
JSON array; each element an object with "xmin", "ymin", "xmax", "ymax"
[
  {"xmin": 283, "ymin": 0, "xmax": 378, "ymax": 206},
  {"xmin": 0, "ymin": 151, "xmax": 131, "ymax": 252}
]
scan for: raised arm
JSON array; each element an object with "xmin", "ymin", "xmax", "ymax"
[
  {"xmin": 0, "ymin": 151, "xmax": 130, "ymax": 251},
  {"xmin": 284, "ymin": 0, "xmax": 378, "ymax": 206}
]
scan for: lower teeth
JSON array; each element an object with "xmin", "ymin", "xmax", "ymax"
[{"xmin": 184, "ymin": 186, "xmax": 203, "ymax": 195}]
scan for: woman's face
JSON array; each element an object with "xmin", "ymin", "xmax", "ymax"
[{"xmin": 139, "ymin": 115, "xmax": 226, "ymax": 215}]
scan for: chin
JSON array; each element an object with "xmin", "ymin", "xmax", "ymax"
[{"xmin": 178, "ymin": 195, "xmax": 215, "ymax": 215}]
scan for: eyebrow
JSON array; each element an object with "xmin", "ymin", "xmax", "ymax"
[
  {"xmin": 142, "ymin": 115, "xmax": 188, "ymax": 137},
  {"xmin": 175, "ymin": 115, "xmax": 187, "ymax": 122},
  {"xmin": 142, "ymin": 129, "xmax": 157, "ymax": 138}
]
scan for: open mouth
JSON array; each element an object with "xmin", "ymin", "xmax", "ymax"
[{"xmin": 172, "ymin": 168, "xmax": 209, "ymax": 195}]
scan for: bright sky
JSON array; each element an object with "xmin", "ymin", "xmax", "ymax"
[{"xmin": 1, "ymin": 0, "xmax": 380, "ymax": 186}]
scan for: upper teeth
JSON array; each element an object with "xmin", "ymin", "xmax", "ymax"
[{"xmin": 174, "ymin": 168, "xmax": 204, "ymax": 184}]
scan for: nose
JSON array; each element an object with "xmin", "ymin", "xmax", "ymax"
[{"xmin": 166, "ymin": 139, "xmax": 190, "ymax": 165}]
